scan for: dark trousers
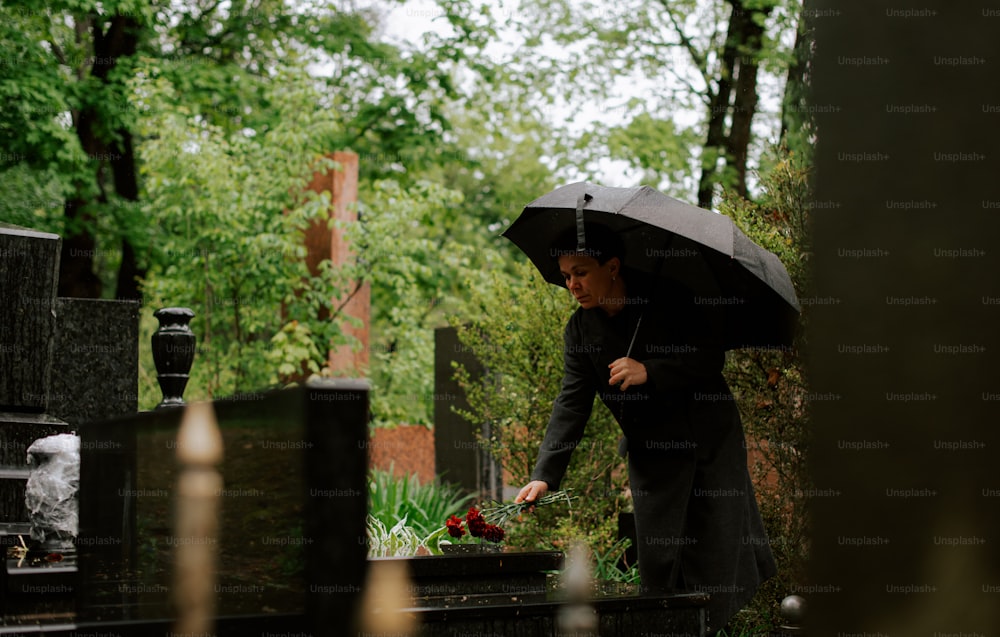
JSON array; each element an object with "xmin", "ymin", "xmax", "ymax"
[{"xmin": 626, "ymin": 406, "xmax": 776, "ymax": 633}]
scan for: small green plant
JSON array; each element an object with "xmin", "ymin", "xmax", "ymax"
[
  {"xmin": 367, "ymin": 468, "xmax": 475, "ymax": 539},
  {"xmin": 591, "ymin": 537, "xmax": 640, "ymax": 585},
  {"xmin": 366, "ymin": 515, "xmax": 424, "ymax": 558}
]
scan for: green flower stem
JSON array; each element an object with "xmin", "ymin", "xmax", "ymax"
[{"xmin": 479, "ymin": 490, "xmax": 575, "ymax": 528}]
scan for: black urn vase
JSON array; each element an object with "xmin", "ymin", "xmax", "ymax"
[{"xmin": 151, "ymin": 307, "xmax": 196, "ymax": 409}]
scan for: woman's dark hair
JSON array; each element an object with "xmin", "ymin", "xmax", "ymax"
[{"xmin": 549, "ymin": 223, "xmax": 625, "ymax": 266}]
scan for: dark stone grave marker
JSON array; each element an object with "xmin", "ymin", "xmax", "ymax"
[
  {"xmin": 0, "ymin": 223, "xmax": 69, "ymax": 527},
  {"xmin": 433, "ymin": 326, "xmax": 502, "ymax": 502},
  {"xmin": 0, "ymin": 223, "xmax": 139, "ymax": 528},
  {"xmin": 49, "ymin": 297, "xmax": 140, "ymax": 426},
  {"xmin": 0, "ymin": 223, "xmax": 61, "ymax": 413},
  {"xmin": 66, "ymin": 379, "xmax": 369, "ymax": 637}
]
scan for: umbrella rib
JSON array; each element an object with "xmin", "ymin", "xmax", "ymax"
[{"xmin": 617, "ymin": 187, "xmax": 650, "ymax": 216}]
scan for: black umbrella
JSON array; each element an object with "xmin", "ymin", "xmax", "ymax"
[{"xmin": 501, "ymin": 181, "xmax": 800, "ymax": 350}]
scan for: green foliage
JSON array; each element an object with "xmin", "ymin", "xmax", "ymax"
[
  {"xmin": 0, "ymin": 0, "xmax": 559, "ymax": 424},
  {"xmin": 356, "ymin": 179, "xmax": 497, "ymax": 427},
  {"xmin": 134, "ymin": 61, "xmax": 346, "ymax": 401},
  {"xmin": 0, "ymin": 164, "xmax": 65, "ymax": 231},
  {"xmin": 367, "ymin": 468, "xmax": 475, "ymax": 539},
  {"xmin": 604, "ymin": 112, "xmax": 701, "ymax": 196},
  {"xmin": 0, "ymin": 5, "xmax": 87, "ymax": 179},
  {"xmin": 266, "ymin": 321, "xmax": 326, "ymax": 384},
  {"xmin": 716, "ymin": 144, "xmax": 812, "ymax": 633},
  {"xmin": 127, "ymin": 44, "xmax": 520, "ymax": 410},
  {"xmin": 451, "ymin": 261, "xmax": 631, "ymax": 568}
]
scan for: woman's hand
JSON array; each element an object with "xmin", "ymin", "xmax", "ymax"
[
  {"xmin": 608, "ymin": 357, "xmax": 647, "ymax": 390},
  {"xmin": 515, "ymin": 480, "xmax": 549, "ymax": 504}
]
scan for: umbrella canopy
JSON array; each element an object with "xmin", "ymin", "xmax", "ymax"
[{"xmin": 502, "ymin": 181, "xmax": 800, "ymax": 350}]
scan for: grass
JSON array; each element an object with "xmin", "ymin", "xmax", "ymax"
[
  {"xmin": 591, "ymin": 537, "xmax": 640, "ymax": 584},
  {"xmin": 367, "ymin": 466, "xmax": 475, "ymax": 540}
]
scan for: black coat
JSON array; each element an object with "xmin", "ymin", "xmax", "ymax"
[{"xmin": 530, "ymin": 277, "xmax": 777, "ymax": 632}]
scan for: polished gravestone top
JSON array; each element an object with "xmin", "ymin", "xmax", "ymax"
[{"xmin": 369, "ymin": 550, "xmax": 710, "ymax": 637}]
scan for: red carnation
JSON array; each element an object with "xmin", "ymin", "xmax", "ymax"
[
  {"xmin": 482, "ymin": 524, "xmax": 505, "ymax": 543},
  {"xmin": 445, "ymin": 515, "xmax": 465, "ymax": 538},
  {"xmin": 466, "ymin": 507, "xmax": 487, "ymax": 538}
]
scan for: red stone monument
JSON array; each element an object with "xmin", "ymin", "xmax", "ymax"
[{"xmin": 302, "ymin": 151, "xmax": 369, "ymax": 377}]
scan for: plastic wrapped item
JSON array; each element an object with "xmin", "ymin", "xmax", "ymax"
[{"xmin": 25, "ymin": 433, "xmax": 80, "ymax": 548}]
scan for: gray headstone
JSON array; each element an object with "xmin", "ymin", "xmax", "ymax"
[
  {"xmin": 0, "ymin": 222, "xmax": 60, "ymax": 412},
  {"xmin": 49, "ymin": 297, "xmax": 140, "ymax": 425}
]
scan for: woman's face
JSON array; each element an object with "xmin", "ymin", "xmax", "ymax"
[{"xmin": 558, "ymin": 254, "xmax": 620, "ymax": 311}]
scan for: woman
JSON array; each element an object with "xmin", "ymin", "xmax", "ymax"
[{"xmin": 515, "ymin": 226, "xmax": 776, "ymax": 634}]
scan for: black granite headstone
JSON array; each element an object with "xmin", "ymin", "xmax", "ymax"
[
  {"xmin": 0, "ymin": 223, "xmax": 68, "ymax": 524},
  {"xmin": 49, "ymin": 297, "xmax": 140, "ymax": 426},
  {"xmin": 0, "ymin": 222, "xmax": 60, "ymax": 413},
  {"xmin": 74, "ymin": 380, "xmax": 369, "ymax": 636},
  {"xmin": 1, "ymin": 223, "xmax": 139, "ymax": 427},
  {"xmin": 373, "ymin": 549, "xmax": 707, "ymax": 637},
  {"xmin": 304, "ymin": 378, "xmax": 370, "ymax": 636},
  {"xmin": 433, "ymin": 326, "xmax": 502, "ymax": 501}
]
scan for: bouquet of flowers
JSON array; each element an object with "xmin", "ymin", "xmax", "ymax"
[
  {"xmin": 441, "ymin": 490, "xmax": 575, "ymax": 547},
  {"xmin": 446, "ymin": 507, "xmax": 505, "ymax": 543}
]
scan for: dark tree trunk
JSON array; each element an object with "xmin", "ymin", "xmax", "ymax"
[
  {"xmin": 727, "ymin": 5, "xmax": 770, "ymax": 199},
  {"xmin": 696, "ymin": 0, "xmax": 773, "ymax": 209},
  {"xmin": 696, "ymin": 3, "xmax": 741, "ymax": 210},
  {"xmin": 59, "ymin": 12, "xmax": 144, "ymax": 300},
  {"xmin": 780, "ymin": 1, "xmax": 813, "ymax": 147},
  {"xmin": 60, "ymin": 96, "xmax": 103, "ymax": 298},
  {"xmin": 59, "ymin": 198, "xmax": 103, "ymax": 298},
  {"xmin": 111, "ymin": 122, "xmax": 145, "ymax": 301},
  {"xmin": 116, "ymin": 235, "xmax": 145, "ymax": 300}
]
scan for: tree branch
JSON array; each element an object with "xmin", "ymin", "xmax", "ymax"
[
  {"xmin": 658, "ymin": 0, "xmax": 712, "ymax": 89},
  {"xmin": 48, "ymin": 38, "xmax": 68, "ymax": 66}
]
